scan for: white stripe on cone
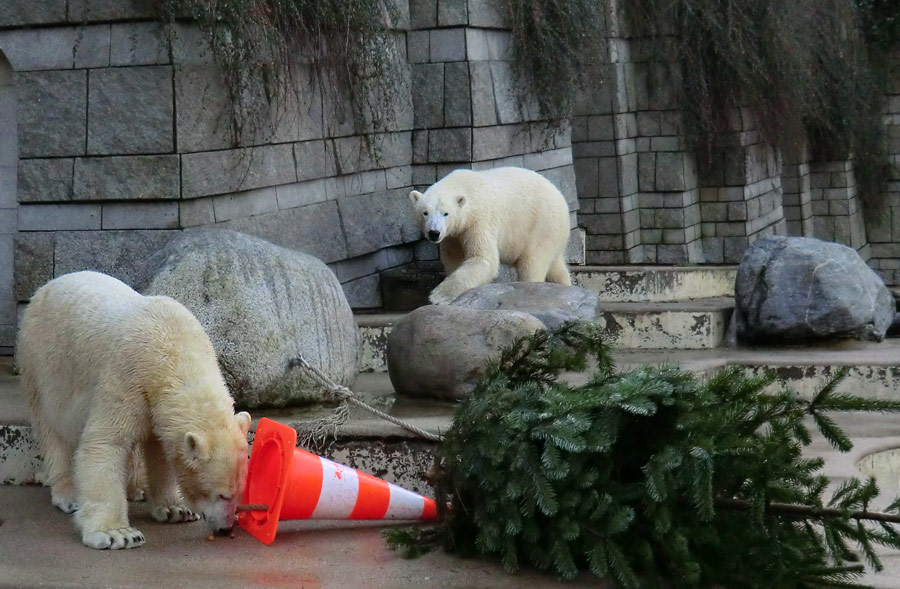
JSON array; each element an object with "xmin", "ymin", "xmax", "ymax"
[
  {"xmin": 384, "ymin": 485, "xmax": 426, "ymax": 519},
  {"xmin": 311, "ymin": 458, "xmax": 360, "ymax": 519}
]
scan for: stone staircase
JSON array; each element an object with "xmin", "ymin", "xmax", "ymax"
[{"xmin": 6, "ymin": 265, "xmax": 900, "ymax": 507}]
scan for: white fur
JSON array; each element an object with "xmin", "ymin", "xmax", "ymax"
[
  {"xmin": 17, "ymin": 271, "xmax": 251, "ymax": 550},
  {"xmin": 409, "ymin": 167, "xmax": 572, "ymax": 304}
]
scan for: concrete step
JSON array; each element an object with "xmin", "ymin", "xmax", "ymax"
[
  {"xmin": 7, "ymin": 340, "xmax": 900, "ymax": 490},
  {"xmin": 357, "ymin": 297, "xmax": 735, "ymax": 372},
  {"xmin": 571, "ymin": 265, "xmax": 737, "ymax": 302}
]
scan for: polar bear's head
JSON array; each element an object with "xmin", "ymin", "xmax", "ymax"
[
  {"xmin": 408, "ymin": 188, "xmax": 467, "ymax": 244},
  {"xmin": 177, "ymin": 411, "xmax": 251, "ymax": 535}
]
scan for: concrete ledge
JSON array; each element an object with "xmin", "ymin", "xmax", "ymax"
[
  {"xmin": 357, "ymin": 299, "xmax": 735, "ymax": 370},
  {"xmin": 572, "ymin": 265, "xmax": 738, "ymax": 302}
]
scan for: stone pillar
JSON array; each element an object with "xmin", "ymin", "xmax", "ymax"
[
  {"xmin": 781, "ymin": 144, "xmax": 814, "ymax": 237},
  {"xmin": 573, "ymin": 1, "xmax": 703, "ymax": 265},
  {"xmin": 699, "ymin": 108, "xmax": 787, "ymax": 263},
  {"xmin": 865, "ymin": 52, "xmax": 900, "ymax": 285},
  {"xmin": 408, "ymin": 0, "xmax": 583, "ymax": 264},
  {"xmin": 808, "ymin": 159, "xmax": 869, "ymax": 256},
  {"xmin": 0, "ymin": 51, "xmax": 15, "ymax": 354}
]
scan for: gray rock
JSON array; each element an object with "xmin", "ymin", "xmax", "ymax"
[
  {"xmin": 137, "ymin": 229, "xmax": 360, "ymax": 408},
  {"xmin": 450, "ymin": 282, "xmax": 598, "ymax": 330},
  {"xmin": 734, "ymin": 235, "xmax": 894, "ymax": 342},
  {"xmin": 387, "ymin": 305, "xmax": 545, "ymax": 400}
]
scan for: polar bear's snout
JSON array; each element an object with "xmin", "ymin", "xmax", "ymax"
[
  {"xmin": 195, "ymin": 495, "xmax": 239, "ymax": 535},
  {"xmin": 427, "ymin": 230, "xmax": 442, "ymax": 243}
]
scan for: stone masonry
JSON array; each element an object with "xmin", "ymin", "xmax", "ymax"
[
  {"xmin": 570, "ymin": 0, "xmax": 891, "ymax": 268},
  {"xmin": 0, "ymin": 0, "xmax": 897, "ymax": 353},
  {"xmin": 408, "ymin": 0, "xmax": 584, "ymax": 268},
  {"xmin": 866, "ymin": 50, "xmax": 900, "ymax": 285},
  {"xmin": 0, "ymin": 0, "xmax": 585, "ymax": 354}
]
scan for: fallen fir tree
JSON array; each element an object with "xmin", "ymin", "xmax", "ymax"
[{"xmin": 385, "ymin": 321, "xmax": 900, "ymax": 587}]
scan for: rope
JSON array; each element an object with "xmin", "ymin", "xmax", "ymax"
[{"xmin": 288, "ymin": 355, "xmax": 444, "ymax": 448}]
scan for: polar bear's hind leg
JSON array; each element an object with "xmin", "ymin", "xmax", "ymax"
[{"xmin": 546, "ymin": 254, "xmax": 572, "ymax": 285}]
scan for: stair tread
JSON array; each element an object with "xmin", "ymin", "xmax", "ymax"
[{"xmin": 6, "ymin": 341, "xmax": 900, "ymax": 431}]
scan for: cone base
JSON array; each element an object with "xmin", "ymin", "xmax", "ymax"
[{"xmin": 239, "ymin": 418, "xmax": 296, "ymax": 545}]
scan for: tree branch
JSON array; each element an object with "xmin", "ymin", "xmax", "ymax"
[{"xmin": 715, "ymin": 497, "xmax": 900, "ymax": 524}]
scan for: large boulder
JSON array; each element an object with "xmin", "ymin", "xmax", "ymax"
[
  {"xmin": 137, "ymin": 229, "xmax": 359, "ymax": 408},
  {"xmin": 450, "ymin": 282, "xmax": 598, "ymax": 329},
  {"xmin": 734, "ymin": 235, "xmax": 894, "ymax": 342},
  {"xmin": 387, "ymin": 305, "xmax": 545, "ymax": 400}
]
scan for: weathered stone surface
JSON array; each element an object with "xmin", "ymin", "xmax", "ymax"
[
  {"xmin": 428, "ymin": 128, "xmax": 472, "ymax": 162},
  {"xmin": 412, "ymin": 63, "xmax": 444, "ymax": 129},
  {"xmin": 0, "ymin": 1, "xmax": 66, "ymax": 27},
  {"xmin": 18, "ymin": 203, "xmax": 100, "ymax": 231},
  {"xmin": 18, "ymin": 159, "xmax": 73, "ymax": 203},
  {"xmin": 439, "ymin": 0, "xmax": 468, "ymax": 26},
  {"xmin": 16, "ymin": 71, "xmax": 86, "ymax": 157},
  {"xmin": 110, "ymin": 23, "xmax": 170, "ymax": 66},
  {"xmin": 444, "ymin": 62, "xmax": 472, "ymax": 127},
  {"xmin": 0, "ymin": 28, "xmax": 77, "ymax": 70},
  {"xmin": 734, "ymin": 235, "xmax": 894, "ymax": 342},
  {"xmin": 182, "ymin": 145, "xmax": 297, "ymax": 198},
  {"xmin": 174, "ymin": 65, "xmax": 233, "ymax": 152},
  {"xmin": 468, "ymin": 0, "xmax": 507, "ymax": 27},
  {"xmin": 101, "ymin": 202, "xmax": 179, "ymax": 230},
  {"xmin": 338, "ymin": 189, "xmax": 421, "ymax": 257},
  {"xmin": 450, "ymin": 282, "xmax": 598, "ymax": 329},
  {"xmin": 13, "ymin": 233, "xmax": 54, "ymax": 301},
  {"xmin": 387, "ymin": 305, "xmax": 544, "ymax": 400},
  {"xmin": 137, "ymin": 228, "xmax": 360, "ymax": 408},
  {"xmin": 67, "ymin": 0, "xmax": 156, "ymax": 21},
  {"xmin": 220, "ymin": 200, "xmax": 349, "ymax": 264},
  {"xmin": 87, "ymin": 66, "xmax": 174, "ymax": 155},
  {"xmin": 53, "ymin": 230, "xmax": 177, "ymax": 287},
  {"xmin": 73, "ymin": 155, "xmax": 180, "ymax": 200}
]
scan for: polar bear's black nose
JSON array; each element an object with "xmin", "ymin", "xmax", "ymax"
[{"xmin": 427, "ymin": 230, "xmax": 440, "ymax": 242}]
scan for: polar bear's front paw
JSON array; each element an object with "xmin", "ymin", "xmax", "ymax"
[
  {"xmin": 82, "ymin": 526, "xmax": 145, "ymax": 550},
  {"xmin": 150, "ymin": 504, "xmax": 199, "ymax": 523},
  {"xmin": 428, "ymin": 290, "xmax": 453, "ymax": 305}
]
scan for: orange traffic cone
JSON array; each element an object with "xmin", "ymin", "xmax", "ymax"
[{"xmin": 239, "ymin": 417, "xmax": 439, "ymax": 544}]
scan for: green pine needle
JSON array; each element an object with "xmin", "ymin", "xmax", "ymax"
[{"xmin": 386, "ymin": 322, "xmax": 900, "ymax": 587}]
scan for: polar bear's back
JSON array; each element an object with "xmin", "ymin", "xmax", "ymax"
[
  {"xmin": 440, "ymin": 167, "xmax": 570, "ymax": 259},
  {"xmin": 443, "ymin": 167, "xmax": 569, "ymax": 228},
  {"xmin": 18, "ymin": 271, "xmax": 209, "ymax": 440}
]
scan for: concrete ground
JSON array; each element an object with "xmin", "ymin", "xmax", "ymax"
[
  {"xmin": 0, "ymin": 485, "xmax": 604, "ymax": 589},
  {"xmin": 4, "ymin": 412, "xmax": 900, "ymax": 588}
]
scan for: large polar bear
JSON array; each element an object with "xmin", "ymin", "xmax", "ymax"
[
  {"xmin": 409, "ymin": 167, "xmax": 572, "ymax": 304},
  {"xmin": 17, "ymin": 271, "xmax": 251, "ymax": 550}
]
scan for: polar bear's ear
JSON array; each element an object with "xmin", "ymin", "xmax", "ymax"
[
  {"xmin": 456, "ymin": 195, "xmax": 466, "ymax": 207},
  {"xmin": 409, "ymin": 190, "xmax": 423, "ymax": 205},
  {"xmin": 184, "ymin": 432, "xmax": 210, "ymax": 463},
  {"xmin": 235, "ymin": 411, "xmax": 251, "ymax": 436}
]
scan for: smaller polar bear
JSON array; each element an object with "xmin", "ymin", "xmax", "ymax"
[
  {"xmin": 17, "ymin": 271, "xmax": 251, "ymax": 550},
  {"xmin": 409, "ymin": 167, "xmax": 572, "ymax": 304}
]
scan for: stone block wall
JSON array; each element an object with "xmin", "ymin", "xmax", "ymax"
[
  {"xmin": 807, "ymin": 160, "xmax": 869, "ymax": 256},
  {"xmin": 782, "ymin": 144, "xmax": 814, "ymax": 237},
  {"xmin": 697, "ymin": 109, "xmax": 787, "ymax": 263},
  {"xmin": 0, "ymin": 0, "xmax": 584, "ymax": 350},
  {"xmin": 0, "ymin": 52, "xmax": 15, "ymax": 354},
  {"xmin": 866, "ymin": 53, "xmax": 900, "ymax": 285},
  {"xmin": 570, "ymin": 0, "xmax": 897, "ymax": 269},
  {"xmin": 407, "ymin": 0, "xmax": 583, "ymax": 270},
  {"xmin": 574, "ymin": 8, "xmax": 705, "ymax": 265}
]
